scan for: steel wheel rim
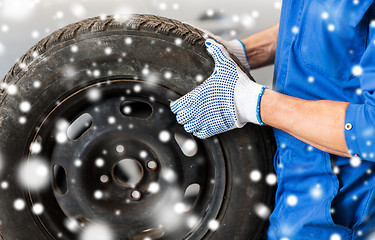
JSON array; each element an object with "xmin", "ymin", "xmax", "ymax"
[{"xmin": 25, "ymin": 79, "xmax": 227, "ymax": 240}]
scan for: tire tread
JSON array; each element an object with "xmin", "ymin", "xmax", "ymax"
[{"xmin": 0, "ymin": 14, "xmax": 207, "ymax": 94}]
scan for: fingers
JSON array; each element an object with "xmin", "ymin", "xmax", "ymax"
[
  {"xmin": 205, "ymin": 39, "xmax": 231, "ymax": 66},
  {"xmin": 170, "ymin": 91, "xmax": 195, "ymax": 114},
  {"xmin": 176, "ymin": 106, "xmax": 197, "ymax": 125},
  {"xmin": 193, "ymin": 128, "xmax": 212, "ymax": 139},
  {"xmin": 183, "ymin": 118, "xmax": 202, "ymax": 133}
]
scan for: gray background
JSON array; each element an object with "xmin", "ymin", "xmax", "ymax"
[{"xmin": 0, "ymin": 0, "xmax": 281, "ymax": 86}]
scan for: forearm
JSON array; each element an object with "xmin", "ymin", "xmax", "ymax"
[
  {"xmin": 260, "ymin": 89, "xmax": 352, "ymax": 157},
  {"xmin": 240, "ymin": 24, "xmax": 279, "ymax": 69}
]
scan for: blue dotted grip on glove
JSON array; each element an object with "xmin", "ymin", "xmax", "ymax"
[{"xmin": 170, "ymin": 39, "xmax": 241, "ymax": 139}]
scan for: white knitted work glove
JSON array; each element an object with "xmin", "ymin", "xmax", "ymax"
[
  {"xmin": 216, "ymin": 38, "xmax": 251, "ymax": 72},
  {"xmin": 170, "ymin": 39, "xmax": 266, "ymax": 139},
  {"xmin": 189, "ymin": 24, "xmax": 251, "ymax": 71}
]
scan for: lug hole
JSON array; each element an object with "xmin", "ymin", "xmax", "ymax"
[
  {"xmin": 120, "ymin": 100, "xmax": 153, "ymax": 119},
  {"xmin": 174, "ymin": 128, "xmax": 198, "ymax": 157},
  {"xmin": 67, "ymin": 113, "xmax": 93, "ymax": 140},
  {"xmin": 53, "ymin": 165, "xmax": 67, "ymax": 194},
  {"xmin": 182, "ymin": 183, "xmax": 200, "ymax": 211}
]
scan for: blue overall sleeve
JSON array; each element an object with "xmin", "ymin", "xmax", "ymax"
[{"xmin": 345, "ymin": 29, "xmax": 375, "ymax": 159}]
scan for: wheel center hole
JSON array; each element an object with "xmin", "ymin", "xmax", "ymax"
[{"xmin": 113, "ymin": 158, "xmax": 143, "ymax": 187}]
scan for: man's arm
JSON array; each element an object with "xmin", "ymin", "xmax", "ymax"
[
  {"xmin": 260, "ymin": 89, "xmax": 352, "ymax": 157},
  {"xmin": 241, "ymin": 24, "xmax": 279, "ymax": 69},
  {"xmin": 241, "ymin": 24, "xmax": 352, "ymax": 157}
]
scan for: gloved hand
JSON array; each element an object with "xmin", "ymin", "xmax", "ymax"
[
  {"xmin": 212, "ymin": 38, "xmax": 251, "ymax": 72},
  {"xmin": 188, "ymin": 24, "xmax": 251, "ymax": 71},
  {"xmin": 170, "ymin": 39, "xmax": 267, "ymax": 139}
]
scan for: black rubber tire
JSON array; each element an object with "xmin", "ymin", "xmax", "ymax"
[{"xmin": 0, "ymin": 14, "xmax": 275, "ymax": 240}]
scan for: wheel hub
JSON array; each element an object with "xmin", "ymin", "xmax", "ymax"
[{"xmin": 27, "ymin": 80, "xmax": 226, "ymax": 239}]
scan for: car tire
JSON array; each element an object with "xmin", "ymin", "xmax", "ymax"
[{"xmin": 0, "ymin": 14, "xmax": 275, "ymax": 240}]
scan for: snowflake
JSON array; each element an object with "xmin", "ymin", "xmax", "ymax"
[
  {"xmin": 1, "ymin": 24, "xmax": 9, "ymax": 32},
  {"xmin": 241, "ymin": 14, "xmax": 255, "ymax": 28},
  {"xmin": 330, "ymin": 233, "xmax": 342, "ymax": 240},
  {"xmin": 208, "ymin": 219, "xmax": 220, "ymax": 231},
  {"xmin": 33, "ymin": 80, "xmax": 41, "ymax": 88},
  {"xmin": 133, "ymin": 84, "xmax": 141, "ymax": 93},
  {"xmin": 31, "ymin": 30, "xmax": 40, "ymax": 39},
  {"xmin": 286, "ymin": 195, "xmax": 298, "ymax": 206},
  {"xmin": 19, "ymin": 116, "xmax": 27, "ymax": 124},
  {"xmin": 125, "ymin": 37, "xmax": 132, "ymax": 45},
  {"xmin": 13, "ymin": 199, "xmax": 26, "ymax": 211},
  {"xmin": 164, "ymin": 71, "xmax": 172, "ymax": 79},
  {"xmin": 71, "ymin": 3, "xmax": 86, "ymax": 18},
  {"xmin": 87, "ymin": 88, "xmax": 101, "ymax": 102},
  {"xmin": 64, "ymin": 218, "xmax": 80, "ymax": 232},
  {"xmin": 350, "ymin": 156, "xmax": 361, "ymax": 167},
  {"xmin": 32, "ymin": 203, "xmax": 44, "ymax": 215},
  {"xmin": 30, "ymin": 142, "xmax": 42, "ymax": 154},
  {"xmin": 108, "ymin": 116, "xmax": 116, "ymax": 124},
  {"xmin": 93, "ymin": 190, "xmax": 103, "ymax": 199},
  {"xmin": 175, "ymin": 38, "xmax": 182, "ymax": 45},
  {"xmin": 291, "ymin": 26, "xmax": 299, "ymax": 34},
  {"xmin": 148, "ymin": 182, "xmax": 160, "ymax": 193},
  {"xmin": 17, "ymin": 157, "xmax": 50, "ymax": 191},
  {"xmin": 352, "ymin": 65, "xmax": 363, "ymax": 76},
  {"xmin": 266, "ymin": 173, "xmax": 277, "ymax": 185},
  {"xmin": 254, "ymin": 203, "xmax": 271, "ymax": 219},
  {"xmin": 232, "ymin": 15, "xmax": 240, "ymax": 22},
  {"xmin": 187, "ymin": 215, "xmax": 199, "ymax": 228},
  {"xmin": 206, "ymin": 9, "xmax": 215, "ymax": 17},
  {"xmin": 74, "ymin": 159, "xmax": 82, "ymax": 167},
  {"xmin": 1, "ymin": 181, "xmax": 9, "ymax": 189},
  {"xmin": 159, "ymin": 130, "xmax": 171, "ymax": 142},
  {"xmin": 95, "ymin": 158, "xmax": 105, "ymax": 167},
  {"xmin": 19, "ymin": 101, "xmax": 31, "ymax": 112},
  {"xmin": 159, "ymin": 2, "xmax": 167, "ymax": 10},
  {"xmin": 139, "ymin": 150, "xmax": 148, "ymax": 158},
  {"xmin": 6, "ymin": 84, "xmax": 18, "ymax": 95},
  {"xmin": 310, "ymin": 184, "xmax": 322, "ymax": 199},
  {"xmin": 321, "ymin": 12, "xmax": 329, "ymax": 19},
  {"xmin": 104, "ymin": 47, "xmax": 112, "ymax": 55},
  {"xmin": 172, "ymin": 3, "xmax": 179, "ymax": 10},
  {"xmin": 251, "ymin": 10, "xmax": 260, "ymax": 18},
  {"xmin": 327, "ymin": 24, "xmax": 335, "ymax": 31},
  {"xmin": 250, "ymin": 170, "xmax": 262, "ymax": 182},
  {"xmin": 53, "ymin": 11, "xmax": 64, "ymax": 20},
  {"xmin": 196, "ymin": 74, "xmax": 204, "ymax": 82},
  {"xmin": 274, "ymin": 1, "xmax": 282, "ymax": 9},
  {"xmin": 161, "ymin": 168, "xmax": 177, "ymax": 182},
  {"xmin": 71, "ymin": 45, "xmax": 79, "ymax": 53}
]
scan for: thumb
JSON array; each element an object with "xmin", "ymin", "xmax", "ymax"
[{"xmin": 205, "ymin": 39, "xmax": 229, "ymax": 65}]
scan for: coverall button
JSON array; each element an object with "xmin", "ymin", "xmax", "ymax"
[{"xmin": 345, "ymin": 123, "xmax": 352, "ymax": 130}]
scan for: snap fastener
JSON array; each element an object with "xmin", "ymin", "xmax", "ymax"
[{"xmin": 345, "ymin": 123, "xmax": 352, "ymax": 130}]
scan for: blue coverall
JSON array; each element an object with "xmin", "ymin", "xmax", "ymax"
[{"xmin": 269, "ymin": 1, "xmax": 375, "ymax": 239}]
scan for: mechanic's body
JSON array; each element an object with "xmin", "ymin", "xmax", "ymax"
[
  {"xmin": 171, "ymin": 0, "xmax": 375, "ymax": 239},
  {"xmin": 244, "ymin": 1, "xmax": 375, "ymax": 239}
]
